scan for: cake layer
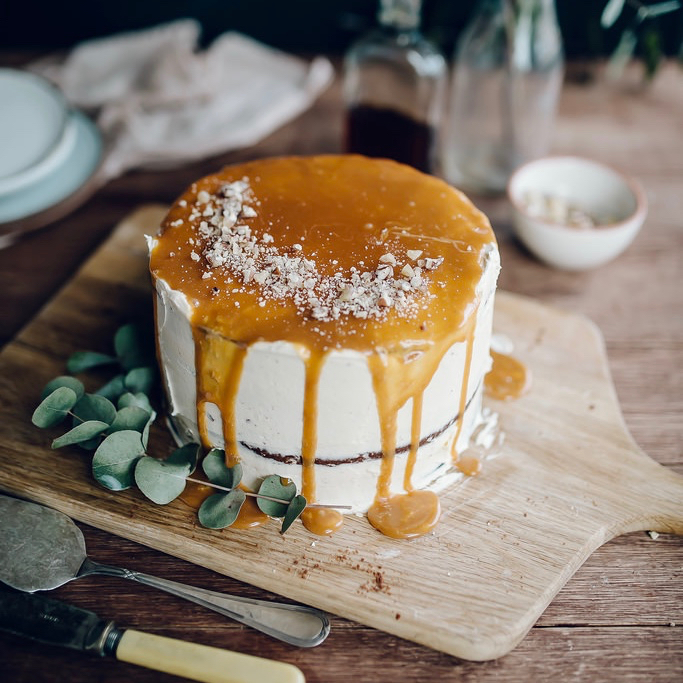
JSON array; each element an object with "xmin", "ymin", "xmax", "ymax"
[{"xmin": 155, "ymin": 253, "xmax": 498, "ymax": 511}]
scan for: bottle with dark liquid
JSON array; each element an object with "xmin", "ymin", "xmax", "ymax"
[{"xmin": 343, "ymin": 0, "xmax": 446, "ymax": 174}]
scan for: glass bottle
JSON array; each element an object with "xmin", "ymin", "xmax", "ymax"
[
  {"xmin": 442, "ymin": 0, "xmax": 564, "ymax": 194},
  {"xmin": 343, "ymin": 0, "xmax": 447, "ymax": 174}
]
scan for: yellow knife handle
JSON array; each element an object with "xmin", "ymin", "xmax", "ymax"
[{"xmin": 115, "ymin": 629, "xmax": 305, "ymax": 683}]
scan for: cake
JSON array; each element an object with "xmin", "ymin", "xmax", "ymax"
[{"xmin": 148, "ymin": 155, "xmax": 500, "ymax": 538}]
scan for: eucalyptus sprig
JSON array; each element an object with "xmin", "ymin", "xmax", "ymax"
[
  {"xmin": 30, "ymin": 323, "xmax": 319, "ymax": 534},
  {"xmin": 602, "ymin": 0, "xmax": 681, "ymax": 80}
]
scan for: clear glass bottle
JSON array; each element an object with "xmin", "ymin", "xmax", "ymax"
[
  {"xmin": 343, "ymin": 0, "xmax": 447, "ymax": 174},
  {"xmin": 443, "ymin": 0, "xmax": 564, "ymax": 194}
]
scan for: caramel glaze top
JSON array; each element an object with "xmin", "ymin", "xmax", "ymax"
[
  {"xmin": 151, "ymin": 155, "xmax": 494, "ymax": 354},
  {"xmin": 150, "ymin": 155, "xmax": 497, "ymax": 538}
]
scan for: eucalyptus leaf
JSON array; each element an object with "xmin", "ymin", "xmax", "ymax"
[
  {"xmin": 67, "ymin": 351, "xmax": 117, "ymax": 373},
  {"xmin": 280, "ymin": 495, "xmax": 307, "ymax": 534},
  {"xmin": 166, "ymin": 443, "xmax": 200, "ymax": 474},
  {"xmin": 134, "ymin": 455, "xmax": 189, "ymax": 505},
  {"xmin": 78, "ymin": 436, "xmax": 102, "ymax": 451},
  {"xmin": 198, "ymin": 490, "xmax": 246, "ymax": 529},
  {"xmin": 115, "ymin": 324, "xmax": 148, "ymax": 371},
  {"xmin": 92, "ymin": 430, "xmax": 146, "ymax": 491},
  {"xmin": 52, "ymin": 420, "xmax": 108, "ymax": 449},
  {"xmin": 606, "ymin": 28, "xmax": 638, "ymax": 81},
  {"xmin": 124, "ymin": 367, "xmax": 155, "ymax": 395},
  {"xmin": 600, "ymin": 0, "xmax": 626, "ymax": 28},
  {"xmin": 118, "ymin": 391, "xmax": 154, "ymax": 413},
  {"xmin": 72, "ymin": 393, "xmax": 117, "ymax": 426},
  {"xmin": 108, "ymin": 406, "xmax": 151, "ymax": 434},
  {"xmin": 32, "ymin": 387, "xmax": 79, "ymax": 428},
  {"xmin": 41, "ymin": 376, "xmax": 84, "ymax": 401},
  {"xmin": 141, "ymin": 415, "xmax": 153, "ymax": 449},
  {"xmin": 202, "ymin": 449, "xmax": 243, "ymax": 489},
  {"xmin": 96, "ymin": 374, "xmax": 126, "ymax": 402},
  {"xmin": 256, "ymin": 475, "xmax": 296, "ymax": 518},
  {"xmin": 642, "ymin": 1, "xmax": 681, "ymax": 19},
  {"xmin": 117, "ymin": 392, "xmax": 158, "ymax": 449}
]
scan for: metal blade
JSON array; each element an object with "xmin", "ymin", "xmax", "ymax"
[{"xmin": 0, "ymin": 588, "xmax": 117, "ymax": 655}]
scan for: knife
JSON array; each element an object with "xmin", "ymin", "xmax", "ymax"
[{"xmin": 0, "ymin": 589, "xmax": 305, "ymax": 683}]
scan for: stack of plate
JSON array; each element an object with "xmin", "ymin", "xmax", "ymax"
[{"xmin": 0, "ymin": 68, "xmax": 103, "ymax": 242}]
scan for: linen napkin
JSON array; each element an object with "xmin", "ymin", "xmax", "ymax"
[{"xmin": 32, "ymin": 19, "xmax": 334, "ymax": 179}]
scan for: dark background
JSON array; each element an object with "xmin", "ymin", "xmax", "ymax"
[{"xmin": 1, "ymin": 0, "xmax": 681, "ymax": 61}]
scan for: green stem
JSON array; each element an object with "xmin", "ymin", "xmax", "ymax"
[{"xmin": 184, "ymin": 476, "xmax": 351, "ymax": 510}]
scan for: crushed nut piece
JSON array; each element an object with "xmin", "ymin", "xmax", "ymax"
[{"xmin": 379, "ymin": 253, "xmax": 397, "ymax": 266}]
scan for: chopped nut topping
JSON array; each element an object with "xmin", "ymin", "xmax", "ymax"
[{"xmin": 183, "ymin": 180, "xmax": 445, "ymax": 324}]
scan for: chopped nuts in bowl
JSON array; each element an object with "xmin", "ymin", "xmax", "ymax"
[{"xmin": 507, "ymin": 156, "xmax": 647, "ymax": 270}]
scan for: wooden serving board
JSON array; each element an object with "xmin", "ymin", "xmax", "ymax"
[{"xmin": 0, "ymin": 206, "xmax": 681, "ymax": 662}]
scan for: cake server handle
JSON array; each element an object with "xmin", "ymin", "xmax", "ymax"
[{"xmin": 77, "ymin": 558, "xmax": 329, "ymax": 647}]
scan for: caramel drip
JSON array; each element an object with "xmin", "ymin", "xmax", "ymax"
[
  {"xmin": 450, "ymin": 315, "xmax": 476, "ymax": 464},
  {"xmin": 300, "ymin": 349, "xmax": 344, "ymax": 535},
  {"xmin": 193, "ymin": 328, "xmax": 246, "ymax": 466},
  {"xmin": 403, "ymin": 392, "xmax": 423, "ymax": 492},
  {"xmin": 367, "ymin": 354, "xmax": 440, "ymax": 538},
  {"xmin": 485, "ymin": 351, "xmax": 531, "ymax": 401},
  {"xmin": 368, "ymin": 352, "xmax": 398, "ymax": 502}
]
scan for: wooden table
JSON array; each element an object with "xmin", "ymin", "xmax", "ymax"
[{"xmin": 1, "ymin": 54, "xmax": 681, "ymax": 682}]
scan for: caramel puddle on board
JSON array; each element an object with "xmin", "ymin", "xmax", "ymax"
[
  {"xmin": 180, "ymin": 477, "xmax": 269, "ymax": 529},
  {"xmin": 300, "ymin": 349, "xmax": 344, "ymax": 536},
  {"xmin": 485, "ymin": 350, "xmax": 531, "ymax": 401}
]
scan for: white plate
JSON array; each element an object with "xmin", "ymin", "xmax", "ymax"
[
  {"xmin": 0, "ymin": 110, "xmax": 102, "ymax": 225},
  {"xmin": 0, "ymin": 69, "xmax": 71, "ymax": 193}
]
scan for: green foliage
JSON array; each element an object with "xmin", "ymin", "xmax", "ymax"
[
  {"xmin": 257, "ymin": 475, "xmax": 297, "ymax": 517},
  {"xmin": 135, "ymin": 454, "xmax": 190, "ymax": 504},
  {"xmin": 202, "ymin": 449, "xmax": 243, "ymax": 488},
  {"xmin": 96, "ymin": 374, "xmax": 126, "ymax": 402},
  {"xmin": 603, "ymin": 0, "xmax": 681, "ymax": 80},
  {"xmin": 124, "ymin": 367, "xmax": 155, "ymax": 395},
  {"xmin": 30, "ymin": 322, "xmax": 319, "ymax": 534},
  {"xmin": 41, "ymin": 376, "xmax": 85, "ymax": 402},
  {"xmin": 52, "ymin": 420, "xmax": 109, "ymax": 449},
  {"xmin": 92, "ymin": 430, "xmax": 146, "ymax": 490},
  {"xmin": 67, "ymin": 351, "xmax": 117, "ymax": 373},
  {"xmin": 32, "ymin": 387, "xmax": 79, "ymax": 428},
  {"xmin": 72, "ymin": 394, "xmax": 117, "ymax": 426},
  {"xmin": 281, "ymin": 495, "xmax": 307, "ymax": 534},
  {"xmin": 198, "ymin": 490, "xmax": 247, "ymax": 529},
  {"xmin": 108, "ymin": 406, "xmax": 152, "ymax": 435},
  {"xmin": 114, "ymin": 323, "xmax": 150, "ymax": 371}
]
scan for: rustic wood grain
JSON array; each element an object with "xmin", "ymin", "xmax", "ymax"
[
  {"xmin": 0, "ymin": 54, "xmax": 681, "ymax": 681},
  {"xmin": 0, "ymin": 203, "xmax": 681, "ymax": 665}
]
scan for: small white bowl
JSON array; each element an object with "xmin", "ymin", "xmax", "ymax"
[{"xmin": 507, "ymin": 156, "xmax": 647, "ymax": 270}]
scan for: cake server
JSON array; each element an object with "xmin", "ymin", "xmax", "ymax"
[
  {"xmin": 0, "ymin": 589, "xmax": 305, "ymax": 683},
  {"xmin": 0, "ymin": 495, "xmax": 329, "ymax": 648}
]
